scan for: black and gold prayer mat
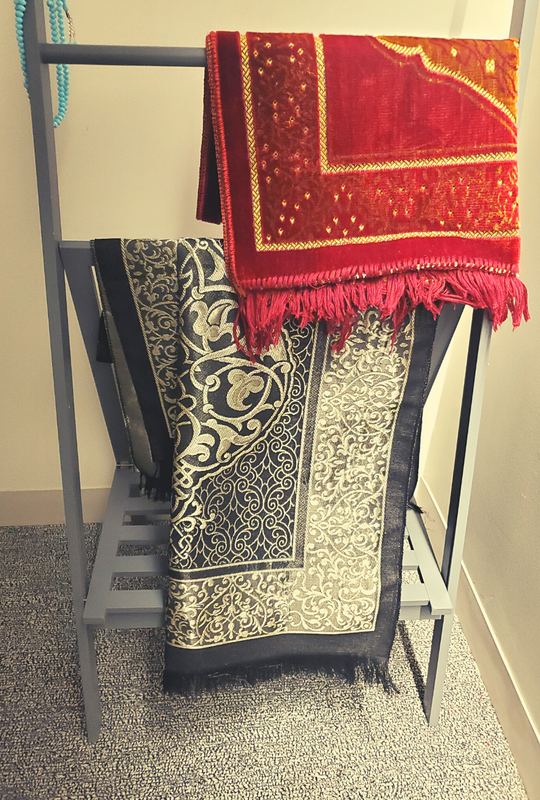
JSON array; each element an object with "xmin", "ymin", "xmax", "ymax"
[{"xmin": 92, "ymin": 238, "xmax": 436, "ymax": 691}]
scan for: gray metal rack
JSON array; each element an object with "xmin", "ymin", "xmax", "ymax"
[{"xmin": 22, "ymin": 0, "xmax": 537, "ymax": 742}]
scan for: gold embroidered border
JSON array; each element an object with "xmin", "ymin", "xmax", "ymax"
[
  {"xmin": 240, "ymin": 35, "xmax": 517, "ymax": 254},
  {"xmin": 240, "ymin": 34, "xmax": 266, "ymax": 253},
  {"xmin": 251, "ymin": 228, "xmax": 519, "ymax": 254}
]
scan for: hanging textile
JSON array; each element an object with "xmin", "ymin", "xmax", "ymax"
[
  {"xmin": 92, "ymin": 238, "xmax": 436, "ymax": 690},
  {"xmin": 197, "ymin": 33, "xmax": 527, "ymax": 353},
  {"xmin": 93, "ymin": 238, "xmax": 178, "ymax": 498},
  {"xmin": 165, "ymin": 238, "xmax": 438, "ymax": 690}
]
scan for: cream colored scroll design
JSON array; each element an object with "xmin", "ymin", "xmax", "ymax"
[
  {"xmin": 121, "ymin": 239, "xmax": 180, "ymax": 435},
  {"xmin": 167, "ymin": 310, "xmax": 415, "ymax": 649},
  {"xmin": 170, "ymin": 239, "xmax": 314, "ymax": 573},
  {"xmin": 287, "ymin": 308, "xmax": 414, "ymax": 634}
]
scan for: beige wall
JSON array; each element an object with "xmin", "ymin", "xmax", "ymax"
[
  {"xmin": 420, "ymin": 0, "xmax": 540, "ymax": 774},
  {"xmin": 0, "ymin": 0, "xmax": 513, "ymax": 492},
  {"xmin": 3, "ymin": 0, "xmax": 538, "ymax": 782},
  {"xmin": 470, "ymin": 4, "xmax": 540, "ymax": 732}
]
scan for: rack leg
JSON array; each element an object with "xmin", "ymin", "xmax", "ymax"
[
  {"xmin": 77, "ymin": 625, "xmax": 102, "ymax": 742},
  {"xmin": 421, "ymin": 310, "xmax": 492, "ymax": 724},
  {"xmin": 24, "ymin": 0, "xmax": 103, "ymax": 742},
  {"xmin": 423, "ymin": 613, "xmax": 454, "ymax": 726}
]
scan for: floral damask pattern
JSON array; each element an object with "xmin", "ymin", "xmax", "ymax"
[
  {"xmin": 288, "ymin": 309, "xmax": 414, "ymax": 633},
  {"xmin": 167, "ymin": 255, "xmax": 415, "ymax": 648},
  {"xmin": 169, "ymin": 239, "xmax": 318, "ymax": 574},
  {"xmin": 122, "ymin": 239, "xmax": 180, "ymax": 435}
]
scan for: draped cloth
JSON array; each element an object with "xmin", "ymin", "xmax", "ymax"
[
  {"xmin": 91, "ymin": 237, "xmax": 437, "ymax": 690},
  {"xmin": 198, "ymin": 33, "xmax": 527, "ymax": 353},
  {"xmin": 93, "ymin": 239, "xmax": 177, "ymax": 498}
]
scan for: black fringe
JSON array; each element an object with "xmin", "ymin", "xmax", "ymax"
[{"xmin": 163, "ymin": 655, "xmax": 399, "ymax": 696}]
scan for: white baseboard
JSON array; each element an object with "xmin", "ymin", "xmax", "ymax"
[
  {"xmin": 416, "ymin": 476, "xmax": 540, "ymax": 800},
  {"xmin": 0, "ymin": 488, "xmax": 109, "ymax": 526}
]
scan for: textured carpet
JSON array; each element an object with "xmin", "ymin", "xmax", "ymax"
[{"xmin": 0, "ymin": 524, "xmax": 527, "ymax": 800}]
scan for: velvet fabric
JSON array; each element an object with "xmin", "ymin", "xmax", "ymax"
[{"xmin": 198, "ymin": 32, "xmax": 527, "ymax": 353}]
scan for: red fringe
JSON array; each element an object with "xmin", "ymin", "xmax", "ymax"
[{"xmin": 237, "ymin": 270, "xmax": 529, "ymax": 356}]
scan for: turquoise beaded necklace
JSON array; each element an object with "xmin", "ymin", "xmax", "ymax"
[{"xmin": 14, "ymin": 0, "xmax": 74, "ymax": 127}]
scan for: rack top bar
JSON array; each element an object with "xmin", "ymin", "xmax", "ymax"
[{"xmin": 40, "ymin": 43, "xmax": 206, "ymax": 67}]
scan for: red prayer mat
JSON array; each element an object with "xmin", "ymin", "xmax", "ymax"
[{"xmin": 198, "ymin": 32, "xmax": 527, "ymax": 353}]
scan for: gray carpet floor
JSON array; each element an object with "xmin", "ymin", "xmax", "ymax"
[{"xmin": 0, "ymin": 524, "xmax": 527, "ymax": 800}]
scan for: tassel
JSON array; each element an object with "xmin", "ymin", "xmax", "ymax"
[
  {"xmin": 163, "ymin": 654, "xmax": 399, "ymax": 696},
  {"xmin": 235, "ymin": 270, "xmax": 529, "ymax": 355}
]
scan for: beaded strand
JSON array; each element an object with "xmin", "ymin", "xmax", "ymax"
[{"xmin": 14, "ymin": 0, "xmax": 74, "ymax": 127}]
